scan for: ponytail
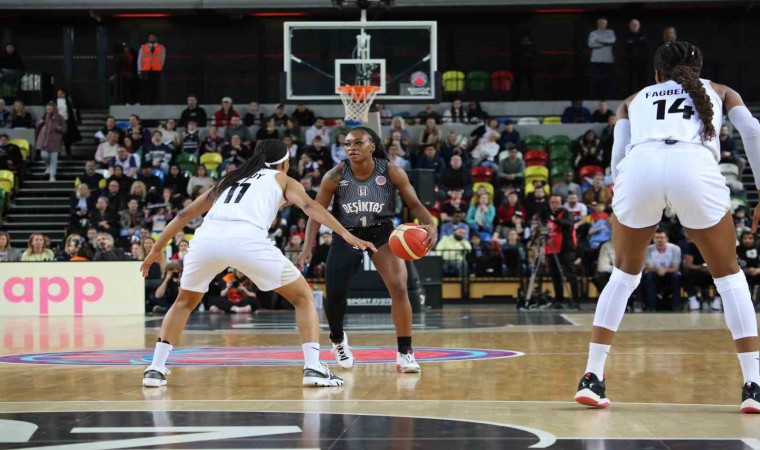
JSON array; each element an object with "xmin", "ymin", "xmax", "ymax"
[{"xmin": 208, "ymin": 139, "xmax": 287, "ymax": 201}]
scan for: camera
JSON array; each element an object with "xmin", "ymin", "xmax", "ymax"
[{"xmin": 73, "ymin": 237, "xmax": 85, "ymax": 247}]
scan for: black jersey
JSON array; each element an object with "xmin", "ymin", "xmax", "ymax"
[
  {"xmin": 737, "ymin": 244, "xmax": 760, "ymax": 269},
  {"xmin": 332, "ymin": 158, "xmax": 396, "ymax": 229}
]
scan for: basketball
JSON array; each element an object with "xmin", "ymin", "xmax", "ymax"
[{"xmin": 389, "ymin": 224, "xmax": 429, "ymax": 260}]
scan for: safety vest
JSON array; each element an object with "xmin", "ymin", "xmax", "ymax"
[{"xmin": 140, "ymin": 43, "xmax": 165, "ymax": 72}]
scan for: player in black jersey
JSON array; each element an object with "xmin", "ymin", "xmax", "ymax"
[{"xmin": 297, "ymin": 126, "xmax": 437, "ymax": 373}]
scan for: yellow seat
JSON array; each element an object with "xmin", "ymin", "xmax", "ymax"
[
  {"xmin": 442, "ymin": 70, "xmax": 465, "ymax": 93},
  {"xmin": 200, "ymin": 152, "xmax": 223, "ymax": 171},
  {"xmin": 542, "ymin": 116, "xmax": 562, "ymax": 125},
  {"xmin": 525, "ymin": 166, "xmax": 549, "ymax": 179},
  {"xmin": 414, "ymin": 216, "xmax": 440, "ymax": 226},
  {"xmin": 9, "ymin": 139, "xmax": 30, "ymax": 161},
  {"xmin": 0, "ymin": 170, "xmax": 15, "ymax": 193},
  {"xmin": 525, "ymin": 182, "xmax": 549, "ymax": 195}
]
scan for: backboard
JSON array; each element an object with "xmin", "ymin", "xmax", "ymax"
[{"xmin": 283, "ymin": 20, "xmax": 438, "ymax": 104}]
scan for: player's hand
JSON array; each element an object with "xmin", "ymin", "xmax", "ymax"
[
  {"xmin": 419, "ymin": 223, "xmax": 438, "ymax": 252},
  {"xmin": 140, "ymin": 250, "xmax": 162, "ymax": 277},
  {"xmin": 752, "ymin": 205, "xmax": 760, "ymax": 234},
  {"xmin": 344, "ymin": 235, "xmax": 377, "ymax": 253},
  {"xmin": 296, "ymin": 249, "xmax": 312, "ymax": 270}
]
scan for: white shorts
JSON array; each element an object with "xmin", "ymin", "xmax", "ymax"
[
  {"xmin": 180, "ymin": 221, "xmax": 302, "ymax": 293},
  {"xmin": 612, "ymin": 145, "xmax": 731, "ymax": 229}
]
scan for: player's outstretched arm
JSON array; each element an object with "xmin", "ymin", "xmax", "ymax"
[
  {"xmin": 139, "ymin": 190, "xmax": 214, "ymax": 276},
  {"xmin": 387, "ymin": 164, "xmax": 438, "ymax": 250},
  {"xmin": 282, "ymin": 174, "xmax": 376, "ymax": 254}
]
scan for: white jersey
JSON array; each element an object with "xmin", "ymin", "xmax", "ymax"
[
  {"xmin": 203, "ymin": 168, "xmax": 285, "ymax": 232},
  {"xmin": 627, "ymin": 79, "xmax": 723, "ymax": 160}
]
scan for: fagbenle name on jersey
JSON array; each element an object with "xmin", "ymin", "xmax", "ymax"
[
  {"xmin": 645, "ymin": 88, "xmax": 687, "ymax": 98},
  {"xmin": 341, "ymin": 201, "xmax": 386, "ymax": 214}
]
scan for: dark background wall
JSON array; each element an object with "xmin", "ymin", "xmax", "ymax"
[{"xmin": 1, "ymin": 1, "xmax": 757, "ymax": 108}]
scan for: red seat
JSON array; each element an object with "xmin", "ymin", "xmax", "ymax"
[
  {"xmin": 471, "ymin": 166, "xmax": 495, "ymax": 183},
  {"xmin": 490, "ymin": 70, "xmax": 514, "ymax": 91},
  {"xmin": 524, "ymin": 150, "xmax": 549, "ymax": 167},
  {"xmin": 578, "ymin": 165, "xmax": 604, "ymax": 180}
]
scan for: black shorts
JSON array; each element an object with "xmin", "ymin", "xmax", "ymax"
[{"xmin": 332, "ymin": 221, "xmax": 394, "ymax": 253}]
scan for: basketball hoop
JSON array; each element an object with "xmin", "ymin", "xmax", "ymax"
[{"xmin": 338, "ymin": 85, "xmax": 380, "ymax": 122}]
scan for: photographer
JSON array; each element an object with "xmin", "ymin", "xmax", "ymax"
[
  {"xmin": 150, "ymin": 262, "xmax": 182, "ymax": 314},
  {"xmin": 92, "ymin": 232, "xmax": 126, "ymax": 261},
  {"xmin": 208, "ymin": 270, "xmax": 261, "ymax": 314},
  {"xmin": 57, "ymin": 233, "xmax": 93, "ymax": 261},
  {"xmin": 545, "ymin": 195, "xmax": 580, "ymax": 306}
]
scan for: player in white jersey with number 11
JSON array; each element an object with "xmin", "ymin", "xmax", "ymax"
[
  {"xmin": 140, "ymin": 140, "xmax": 377, "ymax": 388},
  {"xmin": 574, "ymin": 41, "xmax": 760, "ymax": 413}
]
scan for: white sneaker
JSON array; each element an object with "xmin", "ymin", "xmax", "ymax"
[
  {"xmin": 331, "ymin": 333, "xmax": 355, "ymax": 369},
  {"xmin": 396, "ymin": 351, "xmax": 421, "ymax": 373},
  {"xmin": 142, "ymin": 367, "xmax": 170, "ymax": 387},
  {"xmin": 689, "ymin": 297, "xmax": 700, "ymax": 311},
  {"xmin": 711, "ymin": 297, "xmax": 723, "ymax": 311},
  {"xmin": 303, "ymin": 363, "xmax": 344, "ymax": 387}
]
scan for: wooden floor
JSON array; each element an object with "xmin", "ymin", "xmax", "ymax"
[{"xmin": 2, "ymin": 308, "xmax": 760, "ymax": 449}]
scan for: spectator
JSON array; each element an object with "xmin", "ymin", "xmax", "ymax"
[
  {"xmin": 591, "ymin": 101, "xmax": 614, "ymax": 123},
  {"xmin": 107, "ymin": 165, "xmax": 133, "ymax": 196},
  {"xmin": 282, "ymin": 118, "xmax": 302, "ymax": 142},
  {"xmin": 136, "ymin": 162, "xmax": 163, "ymax": 195},
  {"xmin": 57, "ymin": 233, "xmax": 91, "ymax": 261},
  {"xmin": 223, "ymin": 115, "xmax": 253, "ymax": 146},
  {"xmin": 159, "ymin": 118, "xmax": 180, "ymax": 150},
  {"xmin": 129, "ymin": 242, "xmax": 145, "ymax": 261},
  {"xmin": 587, "ymin": 201, "xmax": 609, "ymax": 223},
  {"xmin": 171, "ymin": 239, "xmax": 190, "ymax": 262},
  {"xmin": 209, "ymin": 270, "xmax": 259, "ymax": 314},
  {"xmin": 443, "ymin": 99, "xmax": 467, "ymax": 124},
  {"xmin": 144, "ymin": 204, "xmax": 173, "ymax": 235},
  {"xmin": 436, "ymin": 225, "xmax": 471, "ymax": 275},
  {"xmin": 561, "ymin": 100, "xmax": 591, "ymax": 124},
  {"xmin": 441, "ymin": 189, "xmax": 468, "ymax": 223},
  {"xmin": 467, "ymin": 101, "xmax": 487, "ymax": 124},
  {"xmin": 498, "ymin": 147, "xmax": 525, "ymax": 188},
  {"xmin": 501, "ymin": 228, "xmax": 527, "ymax": 276},
  {"xmin": 298, "ymin": 153, "xmax": 321, "ymax": 180},
  {"xmin": 165, "ymin": 164, "xmax": 188, "ymax": 197},
  {"xmin": 92, "ymin": 232, "xmax": 125, "ymax": 261},
  {"xmin": 472, "ymin": 117, "xmax": 501, "ymax": 144},
  {"xmin": 499, "ymin": 120, "xmax": 521, "ymax": 149},
  {"xmin": 416, "ymin": 145, "xmax": 445, "ymax": 181},
  {"xmin": 306, "ymin": 231, "xmax": 333, "ymax": 278},
  {"xmin": 0, "ymin": 42, "xmax": 25, "ymax": 72},
  {"xmin": 304, "ymin": 117, "xmax": 329, "ymax": 146},
  {"xmin": 624, "ymin": 19, "xmax": 648, "ymax": 92},
  {"xmin": 290, "ymin": 104, "xmax": 316, "ymax": 127},
  {"xmin": 35, "ymin": 101, "xmax": 67, "ymax": 181},
  {"xmin": 416, "ymin": 104, "xmax": 441, "ymax": 124},
  {"xmin": 599, "ymin": 114, "xmax": 617, "ymax": 164},
  {"xmin": 583, "ymin": 173, "xmax": 612, "ymax": 205},
  {"xmin": 417, "ymin": 117, "xmax": 441, "ymax": 152},
  {"xmin": 20, "ymin": 233, "xmax": 54, "ymax": 262},
  {"xmin": 0, "ymin": 98, "xmax": 9, "ymax": 127},
  {"xmin": 178, "ymin": 94, "xmax": 208, "ymax": 127},
  {"xmin": 10, "ymin": 99, "xmax": 33, "ymax": 128},
  {"xmin": 375, "ymin": 103, "xmax": 393, "ymax": 126},
  {"xmin": 95, "ymin": 132, "xmax": 121, "ymax": 168},
  {"xmin": 735, "ymin": 206, "xmax": 752, "ymax": 236},
  {"xmin": 497, "ymin": 192, "xmax": 526, "ymax": 226},
  {"xmin": 329, "ymin": 119, "xmax": 350, "ymax": 145},
  {"xmin": 331, "ymin": 133, "xmax": 347, "ymax": 165},
  {"xmin": 386, "ymin": 117, "xmax": 410, "ymax": 149},
  {"xmin": 525, "ymin": 185, "xmax": 550, "ymax": 220},
  {"xmin": 564, "ymin": 193, "xmax": 588, "ymax": 223},
  {"xmin": 468, "ymin": 233, "xmax": 500, "ymax": 276},
  {"xmin": 179, "ymin": 119, "xmax": 201, "ymax": 155},
  {"xmin": 269, "ymin": 104, "xmax": 289, "ymax": 127},
  {"xmin": 119, "ymin": 198, "xmax": 143, "ymax": 241},
  {"xmin": 108, "ymin": 146, "xmax": 139, "ymax": 178},
  {"xmin": 662, "ymin": 26, "xmax": 677, "ymax": 44},
  {"xmin": 222, "ymin": 134, "xmax": 251, "ymax": 161},
  {"xmin": 186, "ymin": 164, "xmax": 214, "ymax": 198},
  {"xmin": 441, "ymin": 211, "xmax": 469, "ymax": 239},
  {"xmin": 306, "ymin": 136, "xmax": 330, "ymax": 169},
  {"xmin": 69, "ymin": 184, "xmax": 94, "ymax": 231},
  {"xmin": 0, "ymin": 133, "xmax": 23, "ymax": 173},
  {"xmin": 180, "ymin": 197, "xmax": 204, "ymax": 234},
  {"xmin": 95, "ymin": 116, "xmax": 123, "ymax": 143},
  {"xmin": 284, "ymin": 234, "xmax": 304, "ymax": 264},
  {"xmin": 440, "ymin": 131, "xmax": 467, "ymax": 161},
  {"xmin": 643, "ymin": 229, "xmax": 682, "ymax": 311},
  {"xmin": 129, "ymin": 181, "xmax": 149, "ymax": 207},
  {"xmin": 137, "ymin": 33, "xmax": 166, "ymax": 104},
  {"xmin": 213, "ymin": 97, "xmax": 239, "ymax": 127},
  {"xmin": 719, "ymin": 125, "xmax": 745, "ymax": 173},
  {"xmin": 587, "ymin": 213, "xmax": 612, "ymax": 250},
  {"xmin": 200, "ymin": 125, "xmax": 223, "ymax": 155},
  {"xmin": 243, "ymin": 101, "xmax": 265, "ymax": 127},
  {"xmin": 546, "ymin": 195, "xmax": 580, "ymax": 306},
  {"xmin": 588, "ymin": 17, "xmax": 616, "ymax": 99},
  {"xmin": 471, "ymin": 131, "xmax": 500, "ymax": 166},
  {"xmin": 682, "ymin": 239, "xmax": 721, "ymax": 311},
  {"xmin": 144, "ymin": 131, "xmax": 172, "ymax": 174},
  {"xmin": 111, "ymin": 42, "xmax": 138, "ymax": 104},
  {"xmin": 150, "ymin": 262, "xmax": 182, "ymax": 314},
  {"xmin": 89, "ymin": 196, "xmax": 118, "ymax": 237},
  {"xmin": 440, "ymin": 155, "xmax": 470, "ymax": 192},
  {"xmin": 737, "ymin": 232, "xmax": 760, "ymax": 302},
  {"xmin": 283, "ymin": 135, "xmax": 301, "ymax": 163},
  {"xmin": 553, "ymin": 171, "xmax": 581, "ymax": 199},
  {"xmin": 595, "ymin": 239, "xmax": 615, "ymax": 292},
  {"xmin": 512, "ymin": 31, "xmax": 536, "ymax": 100},
  {"xmin": 467, "ymin": 193, "xmax": 496, "ymax": 235},
  {"xmin": 255, "ymin": 117, "xmax": 280, "ymax": 142},
  {"xmin": 75, "ymin": 160, "xmax": 106, "ymax": 194},
  {"xmin": 55, "ymin": 88, "xmax": 82, "ymax": 158}
]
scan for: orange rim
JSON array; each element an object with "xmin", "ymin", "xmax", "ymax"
[{"xmin": 338, "ymin": 85, "xmax": 380, "ymax": 101}]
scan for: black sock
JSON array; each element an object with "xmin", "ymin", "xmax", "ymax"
[
  {"xmin": 397, "ymin": 336, "xmax": 412, "ymax": 354},
  {"xmin": 157, "ymin": 338, "xmax": 171, "ymax": 345},
  {"xmin": 329, "ymin": 332, "xmax": 344, "ymax": 344}
]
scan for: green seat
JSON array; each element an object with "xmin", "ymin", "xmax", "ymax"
[
  {"xmin": 731, "ymin": 195, "xmax": 748, "ymax": 212},
  {"xmin": 523, "ymin": 135, "xmax": 546, "ymax": 148},
  {"xmin": 176, "ymin": 153, "xmax": 198, "ymax": 174},
  {"xmin": 549, "ymin": 147, "xmax": 573, "ymax": 163},
  {"xmin": 550, "ymin": 164, "xmax": 573, "ymax": 179},
  {"xmin": 547, "ymin": 135, "xmax": 571, "ymax": 147},
  {"xmin": 0, "ymin": 189, "xmax": 5, "ymax": 217},
  {"xmin": 466, "ymin": 71, "xmax": 490, "ymax": 91}
]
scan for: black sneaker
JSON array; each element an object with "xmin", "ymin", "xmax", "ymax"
[
  {"xmin": 303, "ymin": 363, "xmax": 344, "ymax": 387},
  {"xmin": 142, "ymin": 368, "xmax": 169, "ymax": 387},
  {"xmin": 741, "ymin": 382, "xmax": 760, "ymax": 413},
  {"xmin": 575, "ymin": 372, "xmax": 610, "ymax": 408}
]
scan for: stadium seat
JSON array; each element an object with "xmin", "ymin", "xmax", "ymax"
[
  {"xmin": 516, "ymin": 117, "xmax": 540, "ymax": 126},
  {"xmin": 497, "ymin": 149, "xmax": 523, "ymax": 163},
  {"xmin": 0, "ymin": 189, "xmax": 5, "ymax": 216},
  {"xmin": 200, "ymin": 152, "xmax": 223, "ymax": 171},
  {"xmin": 0, "ymin": 170, "xmax": 14, "ymax": 193},
  {"xmin": 466, "ymin": 71, "xmax": 490, "ymax": 91},
  {"xmin": 525, "ymin": 165, "xmax": 549, "ymax": 180},
  {"xmin": 471, "ymin": 182, "xmax": 494, "ymax": 203},
  {"xmin": 719, "ymin": 163, "xmax": 740, "ymax": 182},
  {"xmin": 731, "ymin": 195, "xmax": 749, "ymax": 213},
  {"xmin": 9, "ymin": 139, "xmax": 30, "ymax": 161},
  {"xmin": 176, "ymin": 153, "xmax": 198, "ymax": 174},
  {"xmin": 471, "ymin": 166, "xmax": 495, "ymax": 183},
  {"xmin": 442, "ymin": 70, "xmax": 465, "ymax": 93},
  {"xmin": 578, "ymin": 165, "xmax": 604, "ymax": 180},
  {"xmin": 525, "ymin": 181, "xmax": 549, "ymax": 195},
  {"xmin": 547, "ymin": 135, "xmax": 571, "ymax": 147},
  {"xmin": 524, "ymin": 150, "xmax": 549, "ymax": 167},
  {"xmin": 208, "ymin": 169, "xmax": 220, "ymax": 180},
  {"xmin": 727, "ymin": 179, "xmax": 745, "ymax": 195},
  {"xmin": 549, "ymin": 147, "xmax": 573, "ymax": 164},
  {"xmin": 490, "ymin": 70, "xmax": 514, "ymax": 91},
  {"xmin": 542, "ymin": 116, "xmax": 562, "ymax": 125},
  {"xmin": 550, "ymin": 164, "xmax": 573, "ymax": 180},
  {"xmin": 523, "ymin": 135, "xmax": 545, "ymax": 149}
]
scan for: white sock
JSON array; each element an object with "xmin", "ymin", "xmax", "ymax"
[
  {"xmin": 592, "ymin": 267, "xmax": 641, "ymax": 331},
  {"xmin": 585, "ymin": 342, "xmax": 611, "ymax": 380},
  {"xmin": 303, "ymin": 342, "xmax": 321, "ymax": 369},
  {"xmin": 738, "ymin": 352, "xmax": 760, "ymax": 385},
  {"xmin": 149, "ymin": 341, "xmax": 173, "ymax": 373}
]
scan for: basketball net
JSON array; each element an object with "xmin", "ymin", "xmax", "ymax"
[{"xmin": 338, "ymin": 85, "xmax": 380, "ymax": 122}]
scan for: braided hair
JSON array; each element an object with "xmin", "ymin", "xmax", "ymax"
[
  {"xmin": 349, "ymin": 126, "xmax": 388, "ymax": 159},
  {"xmin": 209, "ymin": 139, "xmax": 288, "ymax": 201},
  {"xmin": 653, "ymin": 41, "xmax": 716, "ymax": 141}
]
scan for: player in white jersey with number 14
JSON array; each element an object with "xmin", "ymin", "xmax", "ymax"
[
  {"xmin": 574, "ymin": 41, "xmax": 760, "ymax": 413},
  {"xmin": 140, "ymin": 140, "xmax": 377, "ymax": 389}
]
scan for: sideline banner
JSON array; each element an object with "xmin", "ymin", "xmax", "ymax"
[{"xmin": 0, "ymin": 262, "xmax": 144, "ymax": 316}]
